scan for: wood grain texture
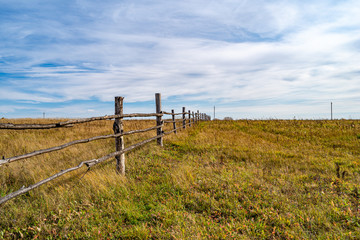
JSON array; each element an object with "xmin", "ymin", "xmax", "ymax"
[
  {"xmin": 114, "ymin": 97, "xmax": 125, "ymax": 175},
  {"xmin": 155, "ymin": 93, "xmax": 163, "ymax": 146},
  {"xmin": 171, "ymin": 109, "xmax": 177, "ymax": 134}
]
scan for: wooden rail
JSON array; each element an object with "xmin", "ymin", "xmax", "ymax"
[
  {"xmin": 0, "ymin": 113, "xmax": 163, "ymax": 130},
  {"xmin": 162, "ymin": 111, "xmax": 184, "ymax": 116},
  {"xmin": 0, "ymin": 93, "xmax": 211, "ymax": 205},
  {"xmin": 0, "ymin": 134, "xmax": 163, "ymax": 205},
  {"xmin": 0, "ymin": 125, "xmax": 162, "ymax": 166}
]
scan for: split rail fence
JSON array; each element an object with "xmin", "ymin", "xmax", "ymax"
[{"xmin": 0, "ymin": 93, "xmax": 210, "ymax": 205}]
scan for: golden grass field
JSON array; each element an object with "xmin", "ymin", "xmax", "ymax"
[{"xmin": 1, "ymin": 118, "xmax": 360, "ymax": 239}]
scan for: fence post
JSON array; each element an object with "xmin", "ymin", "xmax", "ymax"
[
  {"xmin": 197, "ymin": 110, "xmax": 200, "ymax": 122},
  {"xmin": 182, "ymin": 107, "xmax": 186, "ymax": 129},
  {"xmin": 188, "ymin": 110, "xmax": 191, "ymax": 127},
  {"xmin": 155, "ymin": 93, "xmax": 163, "ymax": 146},
  {"xmin": 192, "ymin": 111, "xmax": 195, "ymax": 124},
  {"xmin": 114, "ymin": 96, "xmax": 125, "ymax": 175},
  {"xmin": 172, "ymin": 109, "xmax": 177, "ymax": 134}
]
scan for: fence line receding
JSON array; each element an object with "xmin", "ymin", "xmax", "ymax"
[{"xmin": 0, "ymin": 93, "xmax": 210, "ymax": 205}]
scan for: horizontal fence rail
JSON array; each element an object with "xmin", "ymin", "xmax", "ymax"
[
  {"xmin": 162, "ymin": 111, "xmax": 184, "ymax": 116},
  {"xmin": 0, "ymin": 133, "xmax": 163, "ymax": 205},
  {"xmin": 0, "ymin": 125, "xmax": 163, "ymax": 166},
  {"xmin": 0, "ymin": 93, "xmax": 211, "ymax": 205},
  {"xmin": 0, "ymin": 113, "xmax": 164, "ymax": 130}
]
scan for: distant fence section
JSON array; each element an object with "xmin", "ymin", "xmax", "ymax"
[{"xmin": 0, "ymin": 93, "xmax": 210, "ymax": 205}]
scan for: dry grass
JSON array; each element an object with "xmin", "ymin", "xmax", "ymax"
[{"xmin": 1, "ymin": 119, "xmax": 360, "ymax": 239}]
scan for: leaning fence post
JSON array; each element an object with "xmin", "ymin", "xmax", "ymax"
[
  {"xmin": 172, "ymin": 109, "xmax": 177, "ymax": 134},
  {"xmin": 188, "ymin": 110, "xmax": 191, "ymax": 127},
  {"xmin": 155, "ymin": 93, "xmax": 163, "ymax": 146},
  {"xmin": 182, "ymin": 107, "xmax": 186, "ymax": 129},
  {"xmin": 114, "ymin": 96, "xmax": 125, "ymax": 175}
]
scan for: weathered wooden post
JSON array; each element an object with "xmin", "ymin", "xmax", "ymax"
[
  {"xmin": 114, "ymin": 96, "xmax": 125, "ymax": 175},
  {"xmin": 182, "ymin": 107, "xmax": 186, "ymax": 129},
  {"xmin": 192, "ymin": 111, "xmax": 195, "ymax": 124},
  {"xmin": 197, "ymin": 110, "xmax": 200, "ymax": 122},
  {"xmin": 331, "ymin": 102, "xmax": 333, "ymax": 120},
  {"xmin": 172, "ymin": 109, "xmax": 177, "ymax": 134},
  {"xmin": 155, "ymin": 93, "xmax": 163, "ymax": 146},
  {"xmin": 188, "ymin": 110, "xmax": 191, "ymax": 127}
]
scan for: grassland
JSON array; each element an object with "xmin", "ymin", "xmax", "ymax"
[{"xmin": 1, "ymin": 118, "xmax": 360, "ymax": 239}]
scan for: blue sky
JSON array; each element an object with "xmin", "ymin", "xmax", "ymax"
[{"xmin": 1, "ymin": 0, "xmax": 360, "ymax": 119}]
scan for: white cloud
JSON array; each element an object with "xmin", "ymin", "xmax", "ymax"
[{"xmin": 1, "ymin": 0, "xmax": 360, "ymax": 118}]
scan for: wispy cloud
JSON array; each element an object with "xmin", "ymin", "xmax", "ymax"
[{"xmin": 1, "ymin": 0, "xmax": 360, "ymax": 118}]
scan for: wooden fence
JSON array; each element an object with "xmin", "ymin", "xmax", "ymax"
[{"xmin": 0, "ymin": 93, "xmax": 210, "ymax": 205}]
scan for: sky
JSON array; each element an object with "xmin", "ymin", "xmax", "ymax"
[{"xmin": 1, "ymin": 0, "xmax": 360, "ymax": 119}]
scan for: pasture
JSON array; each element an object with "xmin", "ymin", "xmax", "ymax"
[{"xmin": 1, "ymin": 119, "xmax": 360, "ymax": 239}]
